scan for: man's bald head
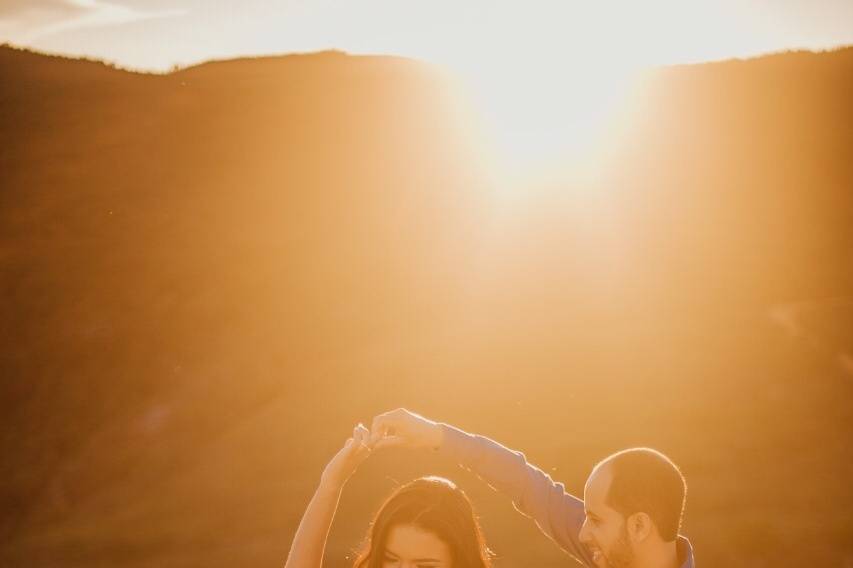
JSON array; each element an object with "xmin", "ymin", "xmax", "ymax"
[{"xmin": 593, "ymin": 448, "xmax": 686, "ymax": 542}]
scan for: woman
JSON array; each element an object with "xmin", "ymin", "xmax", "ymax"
[{"xmin": 284, "ymin": 424, "xmax": 492, "ymax": 568}]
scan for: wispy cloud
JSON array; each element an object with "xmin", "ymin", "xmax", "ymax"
[{"xmin": 0, "ymin": 0, "xmax": 186, "ymax": 43}]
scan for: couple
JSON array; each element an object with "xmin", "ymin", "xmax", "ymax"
[{"xmin": 284, "ymin": 408, "xmax": 695, "ymax": 568}]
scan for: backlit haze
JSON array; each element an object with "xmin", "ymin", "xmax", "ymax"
[
  {"xmin": 3, "ymin": 0, "xmax": 853, "ymax": 178},
  {"xmin": 3, "ymin": 2, "xmax": 853, "ymax": 567}
]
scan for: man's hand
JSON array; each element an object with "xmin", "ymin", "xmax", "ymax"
[
  {"xmin": 369, "ymin": 408, "xmax": 444, "ymax": 450},
  {"xmin": 320, "ymin": 424, "xmax": 372, "ymax": 489}
]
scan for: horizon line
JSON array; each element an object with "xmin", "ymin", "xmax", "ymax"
[{"xmin": 2, "ymin": 40, "xmax": 852, "ymax": 77}]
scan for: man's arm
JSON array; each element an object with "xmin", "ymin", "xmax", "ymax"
[{"xmin": 371, "ymin": 409, "xmax": 594, "ymax": 566}]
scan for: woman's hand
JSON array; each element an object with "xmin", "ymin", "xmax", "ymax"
[{"xmin": 320, "ymin": 423, "xmax": 372, "ymax": 489}]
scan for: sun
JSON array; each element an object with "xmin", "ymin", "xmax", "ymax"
[{"xmin": 452, "ymin": 55, "xmax": 643, "ymax": 186}]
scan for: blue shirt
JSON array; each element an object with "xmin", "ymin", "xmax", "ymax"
[{"xmin": 440, "ymin": 424, "xmax": 695, "ymax": 568}]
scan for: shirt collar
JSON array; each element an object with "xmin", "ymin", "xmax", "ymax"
[{"xmin": 676, "ymin": 535, "xmax": 695, "ymax": 568}]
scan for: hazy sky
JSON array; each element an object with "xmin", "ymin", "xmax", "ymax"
[{"xmin": 2, "ymin": 0, "xmax": 853, "ymax": 73}]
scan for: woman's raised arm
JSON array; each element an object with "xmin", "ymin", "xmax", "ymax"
[{"xmin": 284, "ymin": 424, "xmax": 372, "ymax": 568}]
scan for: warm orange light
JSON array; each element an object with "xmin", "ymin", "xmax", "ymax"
[{"xmin": 434, "ymin": 53, "xmax": 644, "ymax": 199}]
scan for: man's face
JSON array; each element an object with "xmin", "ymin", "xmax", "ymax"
[{"xmin": 578, "ymin": 465, "xmax": 635, "ymax": 568}]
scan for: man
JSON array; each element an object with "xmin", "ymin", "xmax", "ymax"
[{"xmin": 370, "ymin": 408, "xmax": 695, "ymax": 568}]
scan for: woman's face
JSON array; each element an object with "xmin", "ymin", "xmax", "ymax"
[{"xmin": 380, "ymin": 524, "xmax": 452, "ymax": 568}]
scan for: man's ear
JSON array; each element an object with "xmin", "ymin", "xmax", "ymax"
[{"xmin": 626, "ymin": 512, "xmax": 653, "ymax": 543}]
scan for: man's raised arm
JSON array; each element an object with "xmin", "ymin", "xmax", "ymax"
[{"xmin": 370, "ymin": 408, "xmax": 594, "ymax": 566}]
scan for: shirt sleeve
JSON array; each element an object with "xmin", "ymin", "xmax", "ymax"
[{"xmin": 440, "ymin": 423, "xmax": 594, "ymax": 567}]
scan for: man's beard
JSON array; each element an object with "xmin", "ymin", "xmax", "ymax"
[{"xmin": 603, "ymin": 525, "xmax": 634, "ymax": 568}]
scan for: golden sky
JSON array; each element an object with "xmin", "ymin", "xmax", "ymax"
[{"xmin": 2, "ymin": 0, "xmax": 852, "ymax": 73}]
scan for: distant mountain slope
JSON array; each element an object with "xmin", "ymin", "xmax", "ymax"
[{"xmin": 1, "ymin": 44, "xmax": 851, "ymax": 567}]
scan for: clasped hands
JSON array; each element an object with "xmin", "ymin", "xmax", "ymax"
[{"xmin": 320, "ymin": 408, "xmax": 444, "ymax": 488}]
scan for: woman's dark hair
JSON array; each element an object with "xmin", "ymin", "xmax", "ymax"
[{"xmin": 353, "ymin": 476, "xmax": 492, "ymax": 568}]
